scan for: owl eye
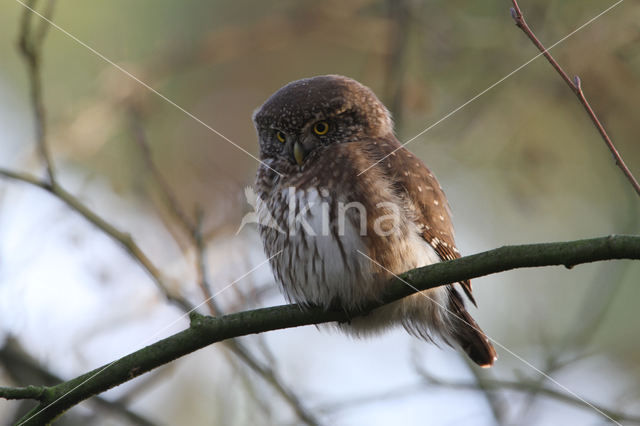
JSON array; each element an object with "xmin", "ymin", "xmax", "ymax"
[
  {"xmin": 276, "ymin": 131, "xmax": 286, "ymax": 143},
  {"xmin": 313, "ymin": 121, "xmax": 329, "ymax": 135}
]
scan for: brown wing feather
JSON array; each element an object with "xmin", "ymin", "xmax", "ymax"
[{"xmin": 363, "ymin": 136, "xmax": 476, "ymax": 306}]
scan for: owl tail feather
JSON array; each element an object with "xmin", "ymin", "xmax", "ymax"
[{"xmin": 448, "ymin": 289, "xmax": 497, "ymax": 368}]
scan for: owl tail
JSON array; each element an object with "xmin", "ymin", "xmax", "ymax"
[{"xmin": 448, "ymin": 289, "xmax": 497, "ymax": 368}]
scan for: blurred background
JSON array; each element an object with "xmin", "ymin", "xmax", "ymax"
[{"xmin": 0, "ymin": 0, "xmax": 639, "ymax": 424}]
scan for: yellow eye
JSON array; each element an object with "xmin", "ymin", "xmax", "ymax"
[
  {"xmin": 276, "ymin": 131, "xmax": 286, "ymax": 143},
  {"xmin": 313, "ymin": 121, "xmax": 329, "ymax": 135}
]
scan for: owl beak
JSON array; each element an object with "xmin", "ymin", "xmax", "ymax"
[{"xmin": 293, "ymin": 141, "xmax": 305, "ymax": 166}]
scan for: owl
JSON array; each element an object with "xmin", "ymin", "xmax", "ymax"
[{"xmin": 253, "ymin": 75, "xmax": 496, "ymax": 367}]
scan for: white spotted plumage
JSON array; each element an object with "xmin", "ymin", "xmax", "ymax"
[{"xmin": 254, "ymin": 75, "xmax": 497, "ymax": 366}]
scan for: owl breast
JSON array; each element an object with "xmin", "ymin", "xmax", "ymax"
[
  {"xmin": 257, "ymin": 187, "xmax": 371, "ymax": 309},
  {"xmin": 257, "ymin": 184, "xmax": 446, "ymax": 315}
]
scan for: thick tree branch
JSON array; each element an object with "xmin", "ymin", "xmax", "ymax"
[
  {"xmin": 7, "ymin": 235, "xmax": 640, "ymax": 425},
  {"xmin": 510, "ymin": 0, "xmax": 640, "ymax": 197}
]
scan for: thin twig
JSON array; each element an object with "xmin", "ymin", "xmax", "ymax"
[
  {"xmin": 129, "ymin": 109, "xmax": 195, "ymax": 234},
  {"xmin": 0, "ymin": 168, "xmax": 193, "ymax": 313},
  {"xmin": 383, "ymin": 0, "xmax": 411, "ymax": 134},
  {"xmin": 33, "ymin": 0, "xmax": 55, "ymax": 44},
  {"xmin": 192, "ymin": 209, "xmax": 220, "ymax": 314},
  {"xmin": 317, "ymin": 367, "xmax": 640, "ymax": 425},
  {"xmin": 461, "ymin": 356, "xmax": 506, "ymax": 425},
  {"xmin": 314, "ymin": 382, "xmax": 426, "ymax": 413},
  {"xmin": 415, "ymin": 366, "xmax": 640, "ymax": 424},
  {"xmin": 17, "ymin": 0, "xmax": 55, "ymax": 183},
  {"xmin": 510, "ymin": 0, "xmax": 640, "ymax": 197},
  {"xmin": 128, "ymin": 111, "xmax": 218, "ymax": 314}
]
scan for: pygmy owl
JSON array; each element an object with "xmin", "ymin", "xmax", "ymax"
[{"xmin": 253, "ymin": 75, "xmax": 496, "ymax": 367}]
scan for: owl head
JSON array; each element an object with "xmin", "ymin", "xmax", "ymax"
[{"xmin": 253, "ymin": 75, "xmax": 393, "ymax": 173}]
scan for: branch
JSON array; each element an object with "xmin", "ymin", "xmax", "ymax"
[
  {"xmin": 129, "ymin": 110, "xmax": 196, "ymax": 235},
  {"xmin": 17, "ymin": 0, "xmax": 56, "ymax": 183},
  {"xmin": 316, "ymin": 364, "xmax": 640, "ymax": 424},
  {"xmin": 0, "ymin": 337, "xmax": 156, "ymax": 426},
  {"xmin": 383, "ymin": 0, "xmax": 411, "ymax": 133},
  {"xmin": 0, "ymin": 386, "xmax": 45, "ymax": 401},
  {"xmin": 510, "ymin": 0, "xmax": 640, "ymax": 197},
  {"xmin": 415, "ymin": 366, "xmax": 640, "ymax": 424},
  {"xmin": 0, "ymin": 168, "xmax": 193, "ymax": 312},
  {"xmin": 460, "ymin": 356, "xmax": 506, "ymax": 425},
  {"xmin": 7, "ymin": 235, "xmax": 640, "ymax": 425}
]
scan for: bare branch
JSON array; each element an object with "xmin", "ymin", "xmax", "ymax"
[
  {"xmin": 416, "ymin": 365, "xmax": 640, "ymax": 424},
  {"xmin": 6, "ymin": 234, "xmax": 640, "ymax": 425},
  {"xmin": 461, "ymin": 356, "xmax": 506, "ymax": 425},
  {"xmin": 129, "ymin": 109, "xmax": 196, "ymax": 235},
  {"xmin": 510, "ymin": 0, "xmax": 640, "ymax": 197},
  {"xmin": 17, "ymin": 0, "xmax": 56, "ymax": 183},
  {"xmin": 0, "ymin": 386, "xmax": 45, "ymax": 401},
  {"xmin": 0, "ymin": 167, "xmax": 193, "ymax": 312},
  {"xmin": 317, "ymin": 362, "xmax": 640, "ymax": 425},
  {"xmin": 383, "ymin": 0, "xmax": 411, "ymax": 133}
]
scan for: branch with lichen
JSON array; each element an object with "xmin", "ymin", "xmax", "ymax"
[{"xmin": 3, "ymin": 234, "xmax": 639, "ymax": 425}]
